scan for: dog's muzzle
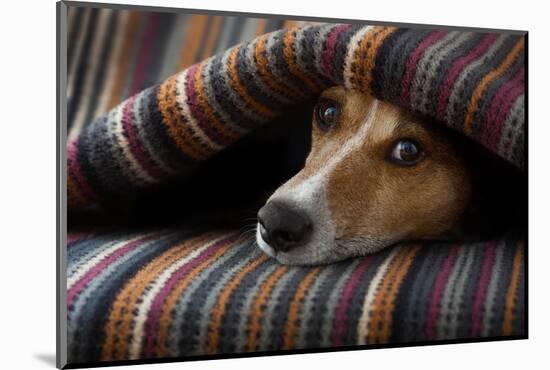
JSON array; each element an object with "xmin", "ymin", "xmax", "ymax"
[{"xmin": 257, "ymin": 200, "xmax": 312, "ymax": 252}]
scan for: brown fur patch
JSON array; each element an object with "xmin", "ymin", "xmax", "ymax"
[{"xmin": 312, "ymin": 87, "xmax": 472, "ymax": 244}]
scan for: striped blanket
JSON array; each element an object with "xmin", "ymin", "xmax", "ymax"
[{"xmin": 65, "ymin": 5, "xmax": 526, "ymax": 366}]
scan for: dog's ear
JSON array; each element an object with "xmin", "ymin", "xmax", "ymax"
[{"xmin": 451, "ymin": 138, "xmax": 526, "ymax": 241}]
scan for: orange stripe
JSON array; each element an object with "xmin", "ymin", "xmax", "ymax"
[
  {"xmin": 227, "ymin": 47, "xmax": 278, "ymax": 119},
  {"xmin": 352, "ymin": 27, "xmax": 396, "ymax": 93},
  {"xmin": 282, "ymin": 28, "xmax": 322, "ymax": 93},
  {"xmin": 254, "ymin": 34, "xmax": 304, "ymax": 100},
  {"xmin": 247, "ymin": 265, "xmax": 288, "ymax": 351},
  {"xmin": 282, "ymin": 20, "xmax": 300, "ymax": 29},
  {"xmin": 101, "ymin": 234, "xmax": 211, "ymax": 360},
  {"xmin": 364, "ymin": 27, "xmax": 397, "ymax": 92},
  {"xmin": 367, "ymin": 245, "xmax": 419, "ymax": 344},
  {"xmin": 154, "ymin": 234, "xmax": 239, "ymax": 357},
  {"xmin": 193, "ymin": 61, "xmax": 241, "ymax": 142},
  {"xmin": 254, "ymin": 19, "xmax": 268, "ymax": 36},
  {"xmin": 178, "ymin": 15, "xmax": 208, "ymax": 70},
  {"xmin": 107, "ymin": 11, "xmax": 141, "ymax": 110},
  {"xmin": 200, "ymin": 16, "xmax": 223, "ymax": 60},
  {"xmin": 464, "ymin": 38, "xmax": 525, "ymax": 135},
  {"xmin": 282, "ymin": 267, "xmax": 322, "ymax": 349},
  {"xmin": 157, "ymin": 74, "xmax": 210, "ymax": 160},
  {"xmin": 207, "ymin": 254, "xmax": 269, "ymax": 354},
  {"xmin": 502, "ymin": 241, "xmax": 524, "ymax": 336}
]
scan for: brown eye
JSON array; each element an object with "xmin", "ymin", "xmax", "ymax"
[
  {"xmin": 389, "ymin": 139, "xmax": 424, "ymax": 166},
  {"xmin": 314, "ymin": 99, "xmax": 339, "ymax": 131}
]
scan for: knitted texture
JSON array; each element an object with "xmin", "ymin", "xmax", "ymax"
[
  {"xmin": 67, "ymin": 230, "xmax": 525, "ymax": 364},
  {"xmin": 65, "ymin": 8, "xmax": 526, "ymax": 366},
  {"xmin": 67, "ymin": 22, "xmax": 525, "ymax": 210}
]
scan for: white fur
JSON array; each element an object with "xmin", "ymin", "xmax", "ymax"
[{"xmin": 256, "ymin": 100, "xmax": 380, "ymax": 264}]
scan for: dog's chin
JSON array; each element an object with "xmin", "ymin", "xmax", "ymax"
[
  {"xmin": 255, "ymin": 227, "xmax": 395, "ymax": 265},
  {"xmin": 255, "ymin": 227, "xmax": 353, "ymax": 266}
]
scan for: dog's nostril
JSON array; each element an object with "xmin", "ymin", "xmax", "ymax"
[{"xmin": 257, "ymin": 200, "xmax": 312, "ymax": 252}]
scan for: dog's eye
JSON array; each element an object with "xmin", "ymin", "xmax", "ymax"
[
  {"xmin": 389, "ymin": 139, "xmax": 424, "ymax": 166},
  {"xmin": 314, "ymin": 99, "xmax": 339, "ymax": 131}
]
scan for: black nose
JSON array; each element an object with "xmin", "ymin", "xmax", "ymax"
[{"xmin": 257, "ymin": 201, "xmax": 312, "ymax": 252}]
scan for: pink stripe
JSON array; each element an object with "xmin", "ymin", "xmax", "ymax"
[
  {"xmin": 471, "ymin": 241, "xmax": 497, "ymax": 337},
  {"xmin": 482, "ymin": 66, "xmax": 524, "ymax": 150},
  {"xmin": 425, "ymin": 245, "xmax": 459, "ymax": 340},
  {"xmin": 67, "ymin": 140, "xmax": 98, "ymax": 203},
  {"xmin": 331, "ymin": 256, "xmax": 374, "ymax": 346},
  {"xmin": 129, "ymin": 13, "xmax": 160, "ymax": 95},
  {"xmin": 436, "ymin": 34, "xmax": 499, "ymax": 120},
  {"xmin": 142, "ymin": 234, "xmax": 239, "ymax": 357},
  {"xmin": 321, "ymin": 24, "xmax": 352, "ymax": 80},
  {"xmin": 121, "ymin": 96, "xmax": 164, "ymax": 180},
  {"xmin": 400, "ymin": 30, "xmax": 447, "ymax": 107},
  {"xmin": 67, "ymin": 233, "xmax": 159, "ymax": 307}
]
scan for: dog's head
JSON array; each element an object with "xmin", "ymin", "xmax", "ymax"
[{"xmin": 256, "ymin": 86, "xmax": 473, "ymax": 265}]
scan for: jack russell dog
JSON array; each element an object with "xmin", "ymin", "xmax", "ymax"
[{"xmin": 256, "ymin": 86, "xmax": 524, "ymax": 265}]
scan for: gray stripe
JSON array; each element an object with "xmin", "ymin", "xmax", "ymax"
[
  {"xmin": 295, "ymin": 267, "xmax": 335, "ymax": 348},
  {"xmin": 201, "ymin": 56, "xmax": 249, "ymax": 134},
  {"xmin": 119, "ymin": 12, "xmax": 148, "ymax": 101},
  {"xmin": 471, "ymin": 47, "xmax": 524, "ymax": 140},
  {"xmin": 214, "ymin": 16, "xmax": 238, "ymax": 54},
  {"xmin": 67, "ymin": 235, "xmax": 131, "ymax": 278},
  {"xmin": 187, "ymin": 243, "xmax": 261, "ymax": 355},
  {"xmin": 382, "ymin": 29, "xmax": 434, "ymax": 101},
  {"xmin": 158, "ymin": 15, "xmax": 190, "ymax": 80},
  {"xmin": 218, "ymin": 256, "xmax": 273, "ymax": 353},
  {"xmin": 437, "ymin": 244, "xmax": 469, "ymax": 339},
  {"xmin": 498, "ymin": 94, "xmax": 524, "ymax": 165},
  {"xmin": 481, "ymin": 242, "xmax": 505, "ymax": 336},
  {"xmin": 444, "ymin": 35, "xmax": 508, "ymax": 127},
  {"xmin": 402, "ymin": 247, "xmax": 447, "ymax": 341},
  {"xmin": 256, "ymin": 268, "xmax": 301, "ymax": 351},
  {"xmin": 442, "ymin": 244, "xmax": 479, "ymax": 339},
  {"xmin": 131, "ymin": 86, "xmax": 179, "ymax": 174},
  {"xmin": 239, "ymin": 17, "xmax": 260, "ymax": 42},
  {"xmin": 320, "ymin": 259, "xmax": 361, "ymax": 347},
  {"xmin": 167, "ymin": 237, "xmax": 247, "ymax": 356},
  {"xmin": 411, "ymin": 32, "xmax": 474, "ymax": 115},
  {"xmin": 233, "ymin": 263, "xmax": 280, "ymax": 352}
]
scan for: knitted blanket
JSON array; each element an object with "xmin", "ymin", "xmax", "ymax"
[{"xmin": 65, "ymin": 7, "xmax": 526, "ymax": 366}]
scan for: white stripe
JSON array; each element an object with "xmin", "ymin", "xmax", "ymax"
[
  {"xmin": 128, "ymin": 235, "xmax": 227, "ymax": 359},
  {"xmin": 68, "ymin": 9, "xmax": 112, "ymax": 140},
  {"xmin": 174, "ymin": 67, "xmax": 224, "ymax": 151},
  {"xmin": 356, "ymin": 248, "xmax": 400, "ymax": 345},
  {"xmin": 67, "ymin": 234, "xmax": 149, "ymax": 289},
  {"xmin": 92, "ymin": 11, "xmax": 130, "ymax": 119},
  {"xmin": 343, "ymin": 26, "xmax": 374, "ymax": 89},
  {"xmin": 110, "ymin": 103, "xmax": 157, "ymax": 184}
]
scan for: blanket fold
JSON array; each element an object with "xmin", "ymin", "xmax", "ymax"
[{"xmin": 68, "ymin": 24, "xmax": 525, "ymax": 211}]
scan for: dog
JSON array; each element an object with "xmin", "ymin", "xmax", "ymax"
[{"xmin": 256, "ymin": 86, "xmax": 525, "ymax": 265}]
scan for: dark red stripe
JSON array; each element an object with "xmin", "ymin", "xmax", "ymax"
[
  {"xmin": 425, "ymin": 244, "xmax": 459, "ymax": 340},
  {"xmin": 121, "ymin": 96, "xmax": 164, "ymax": 180},
  {"xmin": 436, "ymin": 34, "xmax": 498, "ymax": 120},
  {"xmin": 184, "ymin": 63, "xmax": 233, "ymax": 146},
  {"xmin": 321, "ymin": 24, "xmax": 352, "ymax": 80},
  {"xmin": 482, "ymin": 66, "xmax": 525, "ymax": 150},
  {"xmin": 331, "ymin": 256, "xmax": 374, "ymax": 346},
  {"xmin": 400, "ymin": 30, "xmax": 447, "ymax": 107}
]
